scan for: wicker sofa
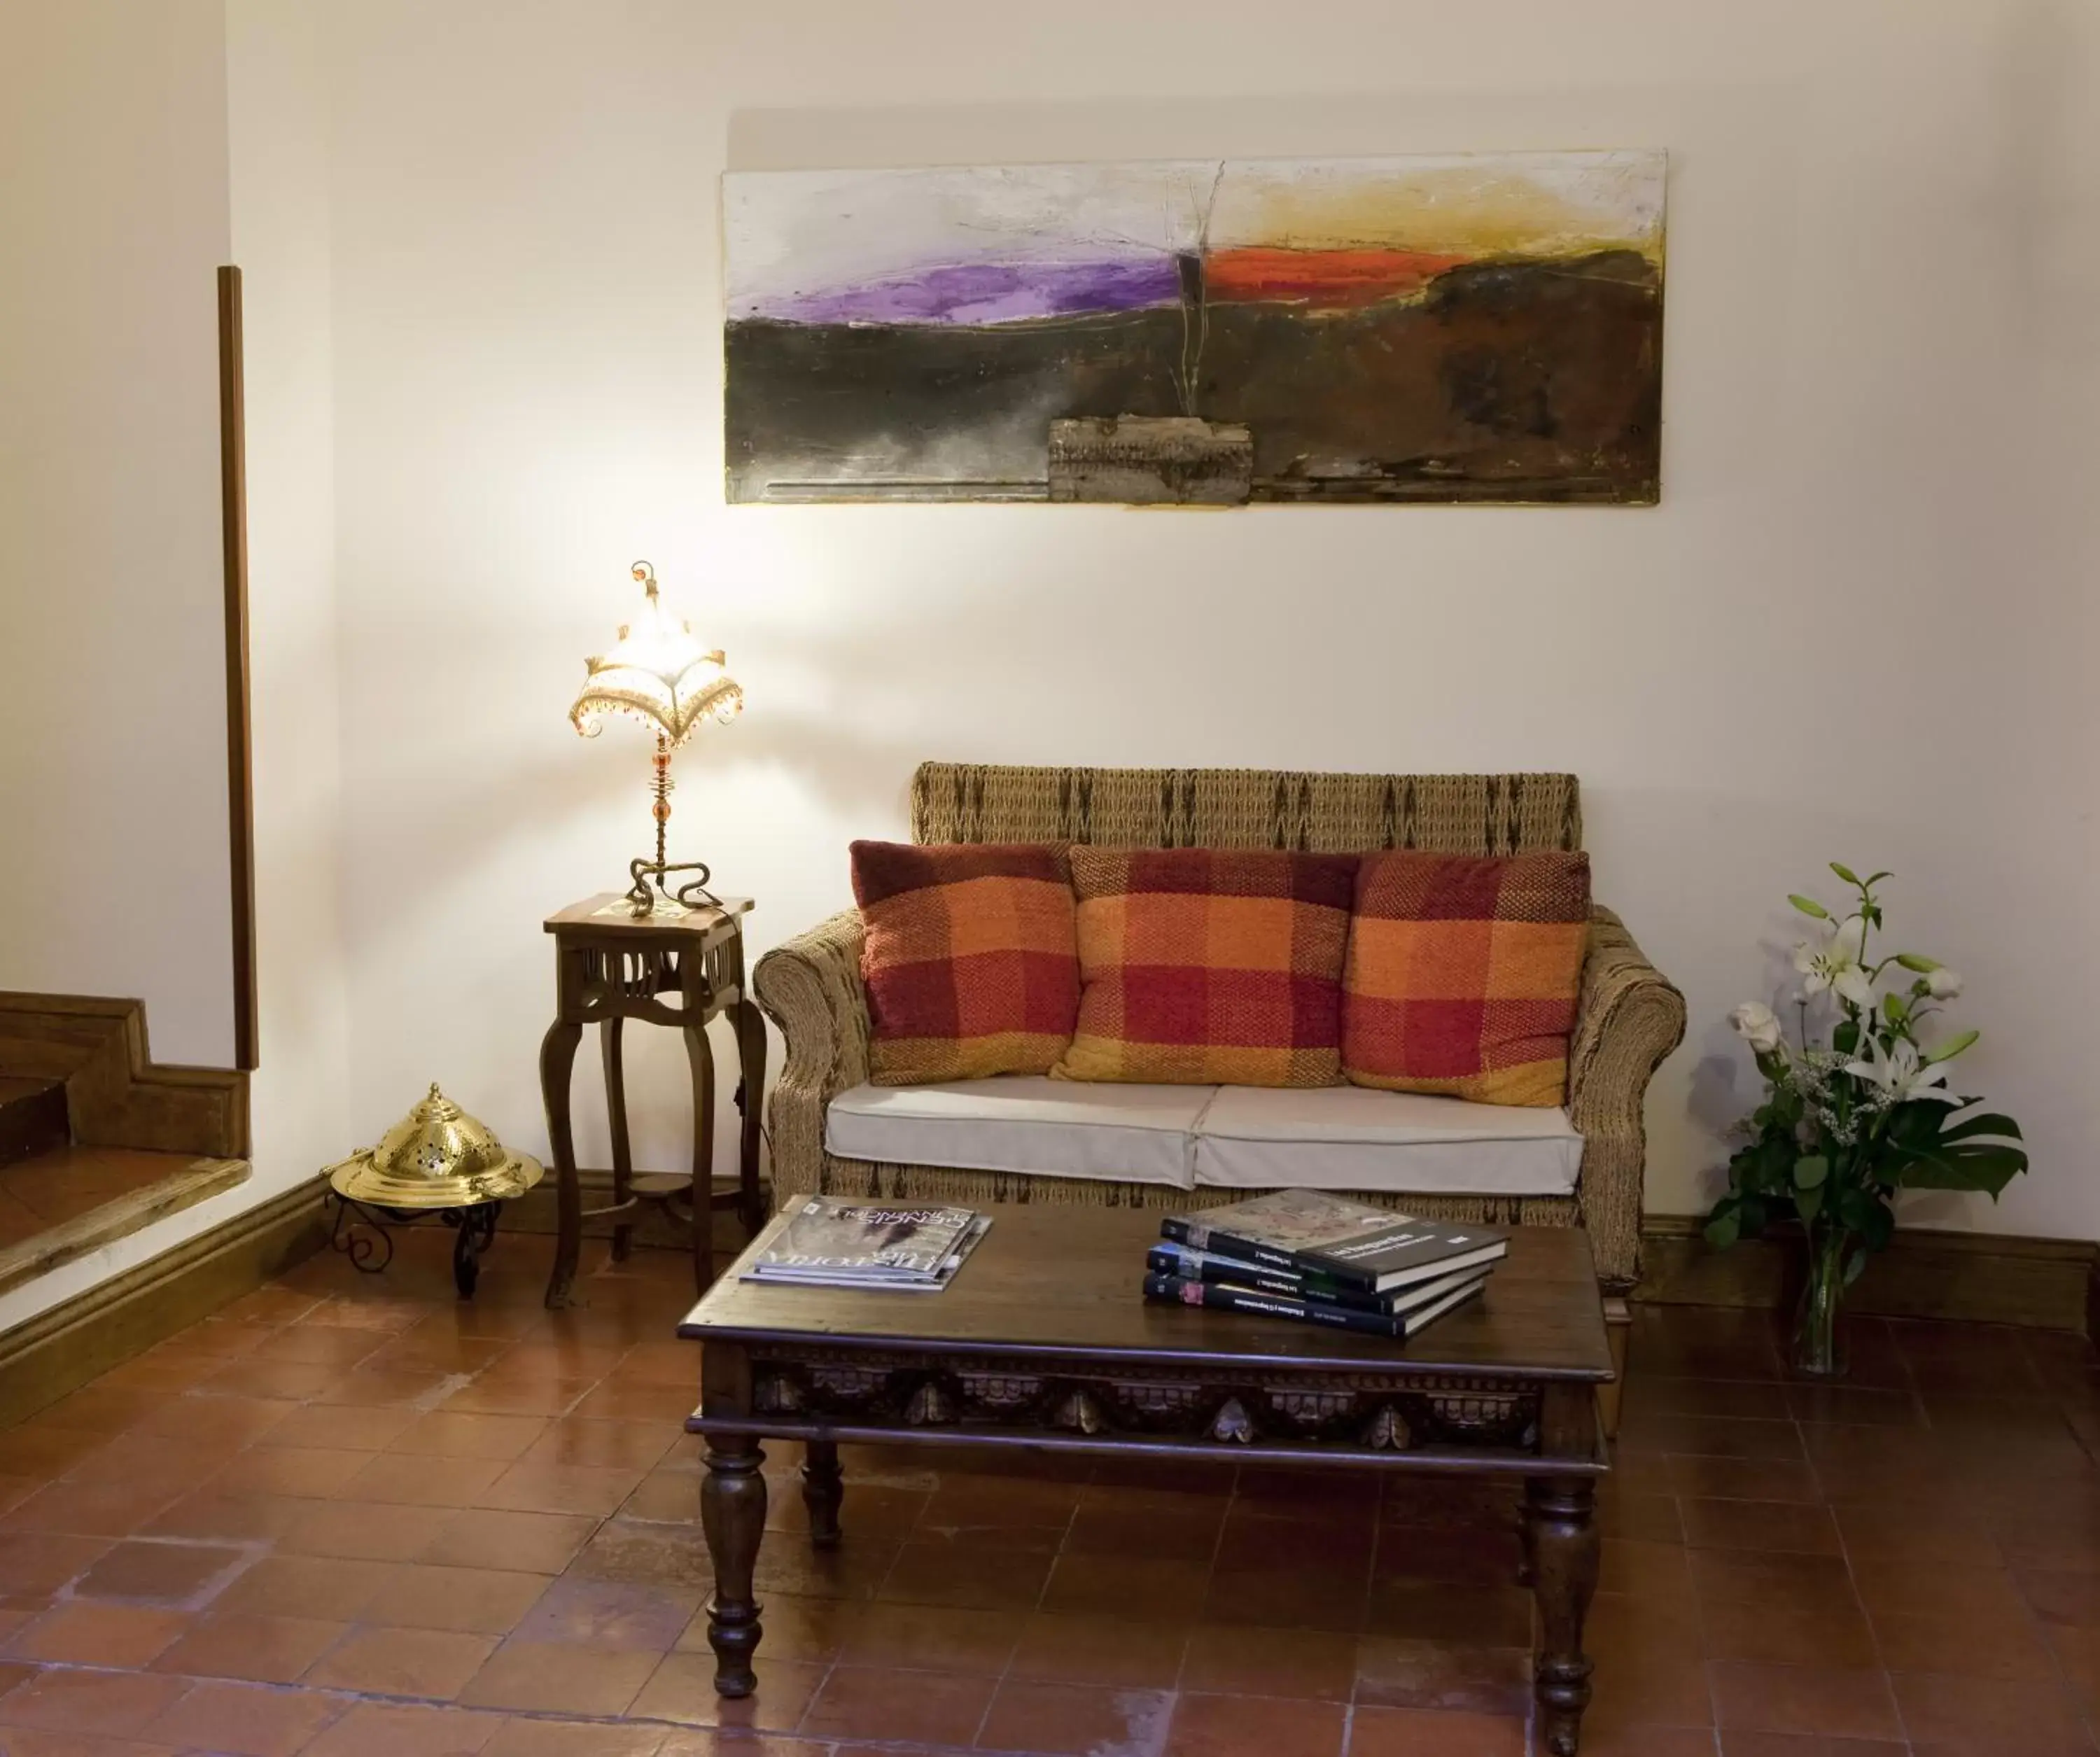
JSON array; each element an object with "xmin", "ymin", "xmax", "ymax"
[{"xmin": 752, "ymin": 763, "xmax": 1685, "ymax": 1296}]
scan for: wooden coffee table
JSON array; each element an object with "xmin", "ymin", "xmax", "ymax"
[{"xmin": 681, "ymin": 1205, "xmax": 1612, "ymax": 1755}]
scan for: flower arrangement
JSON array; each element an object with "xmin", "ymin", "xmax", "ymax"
[{"xmin": 1704, "ymin": 864, "xmax": 2025, "ymax": 1375}]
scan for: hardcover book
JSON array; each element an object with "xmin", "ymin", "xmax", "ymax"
[
  {"xmin": 746, "ymin": 1196, "xmax": 981, "ymax": 1285},
  {"xmin": 1159, "ymin": 1190, "xmax": 1507, "ymax": 1294},
  {"xmin": 1144, "ymin": 1240, "xmax": 1488, "ymax": 1316},
  {"xmin": 1142, "ymin": 1268, "xmax": 1488, "ymax": 1338}
]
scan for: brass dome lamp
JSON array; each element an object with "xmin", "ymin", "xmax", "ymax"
[
  {"xmin": 323, "ymin": 1085, "xmax": 545, "ymax": 1298},
  {"xmin": 570, "ymin": 560, "xmax": 744, "ymax": 918}
]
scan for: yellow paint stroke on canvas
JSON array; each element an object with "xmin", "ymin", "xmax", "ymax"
[{"xmin": 1210, "ymin": 156, "xmax": 1665, "ymax": 264}]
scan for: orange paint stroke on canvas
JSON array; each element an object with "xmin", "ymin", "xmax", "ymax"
[{"xmin": 1204, "ymin": 246, "xmax": 1469, "ymax": 307}]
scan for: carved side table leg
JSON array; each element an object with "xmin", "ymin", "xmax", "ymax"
[
  {"xmin": 539, "ymin": 1018, "xmax": 584, "ymax": 1308},
  {"xmin": 685, "ymin": 1022, "xmax": 718, "ymax": 1294},
  {"xmin": 802, "ymin": 1439, "xmax": 843, "ymax": 1550},
  {"xmin": 733, "ymin": 997, "xmax": 769, "ymax": 1233},
  {"xmin": 601, "ymin": 1017, "xmax": 634, "ymax": 1262},
  {"xmin": 1527, "ymin": 1476, "xmax": 1600, "ymax": 1756},
  {"xmin": 701, "ymin": 1435, "xmax": 767, "ymax": 1696}
]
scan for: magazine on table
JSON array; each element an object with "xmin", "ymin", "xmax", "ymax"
[{"xmin": 742, "ymin": 1196, "xmax": 989, "ymax": 1290}]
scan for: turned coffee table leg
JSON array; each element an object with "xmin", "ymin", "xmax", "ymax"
[
  {"xmin": 1527, "ymin": 1476, "xmax": 1600, "ymax": 1756},
  {"xmin": 802, "ymin": 1439, "xmax": 843, "ymax": 1549},
  {"xmin": 701, "ymin": 1435, "xmax": 767, "ymax": 1695}
]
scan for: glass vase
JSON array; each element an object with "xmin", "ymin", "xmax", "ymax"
[{"xmin": 1791, "ymin": 1226, "xmax": 1851, "ymax": 1378}]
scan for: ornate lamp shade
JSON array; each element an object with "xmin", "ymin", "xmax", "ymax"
[
  {"xmin": 569, "ymin": 561, "xmax": 743, "ymax": 916},
  {"xmin": 570, "ymin": 562, "xmax": 743, "ymax": 749},
  {"xmin": 326, "ymin": 1084, "xmax": 544, "ymax": 1209}
]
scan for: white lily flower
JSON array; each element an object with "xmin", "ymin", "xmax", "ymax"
[
  {"xmin": 1926, "ymin": 967, "xmax": 1964, "ymax": 1001},
  {"xmin": 1794, "ymin": 916, "xmax": 1872, "ymax": 1009},
  {"xmin": 1844, "ymin": 1033, "xmax": 1961, "ymax": 1106},
  {"xmin": 1728, "ymin": 1002, "xmax": 1784, "ymax": 1055}
]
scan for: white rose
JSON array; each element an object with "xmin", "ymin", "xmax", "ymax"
[
  {"xmin": 1729, "ymin": 1002, "xmax": 1784, "ymax": 1055},
  {"xmin": 1926, "ymin": 967, "xmax": 1963, "ymax": 1000}
]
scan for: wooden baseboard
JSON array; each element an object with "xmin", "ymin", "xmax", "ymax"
[
  {"xmin": 0, "ymin": 993, "xmax": 247, "ymax": 1158},
  {"xmin": 503, "ymin": 1184, "xmax": 2096, "ymax": 1332},
  {"xmin": 1637, "ymin": 1214, "xmax": 2097, "ymax": 1334},
  {"xmin": 0, "ymin": 1180, "xmax": 326, "ymax": 1428},
  {"xmin": 501, "ymin": 1168, "xmax": 756, "ymax": 1252}
]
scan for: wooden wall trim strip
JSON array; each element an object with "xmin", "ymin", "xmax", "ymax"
[
  {"xmin": 1637, "ymin": 1212, "xmax": 2096, "ymax": 1334},
  {"xmin": 218, "ymin": 264, "xmax": 258, "ymax": 1074},
  {"xmin": 0, "ymin": 993, "xmax": 247, "ymax": 1158},
  {"xmin": 0, "ymin": 1178, "xmax": 326, "ymax": 1429}
]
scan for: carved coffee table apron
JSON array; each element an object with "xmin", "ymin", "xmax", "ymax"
[{"xmin": 681, "ymin": 1206, "xmax": 1612, "ymax": 1755}]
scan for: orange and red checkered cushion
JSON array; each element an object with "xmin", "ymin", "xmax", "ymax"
[
  {"xmin": 853, "ymin": 841, "xmax": 1080, "ymax": 1085},
  {"xmin": 1051, "ymin": 848, "xmax": 1357, "ymax": 1088},
  {"xmin": 1342, "ymin": 851, "xmax": 1591, "ymax": 1106}
]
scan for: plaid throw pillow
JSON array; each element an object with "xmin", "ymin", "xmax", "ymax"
[
  {"xmin": 1052, "ymin": 848, "xmax": 1357, "ymax": 1088},
  {"xmin": 1342, "ymin": 850, "xmax": 1591, "ymax": 1107},
  {"xmin": 853, "ymin": 841, "xmax": 1080, "ymax": 1085}
]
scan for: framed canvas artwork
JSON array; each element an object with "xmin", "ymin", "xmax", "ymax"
[{"xmin": 724, "ymin": 150, "xmax": 1665, "ymax": 506}]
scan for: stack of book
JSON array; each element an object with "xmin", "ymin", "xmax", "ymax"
[
  {"xmin": 1142, "ymin": 1189, "xmax": 1508, "ymax": 1339},
  {"xmin": 742, "ymin": 1195, "xmax": 990, "ymax": 1292}
]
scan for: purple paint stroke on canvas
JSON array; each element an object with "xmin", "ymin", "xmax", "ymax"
[{"xmin": 749, "ymin": 257, "xmax": 1183, "ymax": 327}]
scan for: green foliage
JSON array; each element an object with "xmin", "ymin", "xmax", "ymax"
[
  {"xmin": 1927, "ymin": 1028, "xmax": 1978, "ymax": 1064},
  {"xmin": 1705, "ymin": 866, "xmax": 2024, "ymax": 1270}
]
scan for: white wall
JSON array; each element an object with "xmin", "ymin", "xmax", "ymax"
[
  {"xmin": 318, "ymin": 0, "xmax": 2100, "ymax": 1237},
  {"xmin": 0, "ymin": 0, "xmax": 235, "ymax": 1067},
  {"xmin": 0, "ymin": 0, "xmax": 351, "ymax": 1338},
  {"xmin": 226, "ymin": 0, "xmax": 350, "ymax": 1199},
  {"xmin": 12, "ymin": 0, "xmax": 2096, "ymax": 1320}
]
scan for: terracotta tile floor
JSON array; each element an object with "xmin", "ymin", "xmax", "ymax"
[{"xmin": 0, "ymin": 1226, "xmax": 2096, "ymax": 1756}]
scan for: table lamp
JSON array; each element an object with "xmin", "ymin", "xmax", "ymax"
[{"xmin": 570, "ymin": 560, "xmax": 743, "ymax": 918}]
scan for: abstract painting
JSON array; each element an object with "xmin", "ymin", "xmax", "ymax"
[{"xmin": 724, "ymin": 151, "xmax": 1665, "ymax": 505}]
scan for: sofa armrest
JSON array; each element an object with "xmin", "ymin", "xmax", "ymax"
[
  {"xmin": 752, "ymin": 909, "xmax": 869, "ymax": 1204},
  {"xmin": 1566, "ymin": 905, "xmax": 1686, "ymax": 1290}
]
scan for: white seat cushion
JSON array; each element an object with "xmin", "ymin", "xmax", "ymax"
[
  {"xmin": 1192, "ymin": 1084, "xmax": 1581, "ymax": 1196},
  {"xmin": 825, "ymin": 1077, "xmax": 1214, "ymax": 1189}
]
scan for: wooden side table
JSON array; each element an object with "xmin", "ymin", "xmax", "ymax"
[{"xmin": 538, "ymin": 894, "xmax": 766, "ymax": 1308}]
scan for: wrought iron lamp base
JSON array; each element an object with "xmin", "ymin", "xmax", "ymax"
[
  {"xmin": 624, "ymin": 857, "xmax": 722, "ymax": 918},
  {"xmin": 325, "ymin": 1191, "xmax": 505, "ymax": 1299}
]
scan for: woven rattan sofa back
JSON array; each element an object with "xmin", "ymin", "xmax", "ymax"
[{"xmin": 909, "ymin": 764, "xmax": 1581, "ymax": 857}]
